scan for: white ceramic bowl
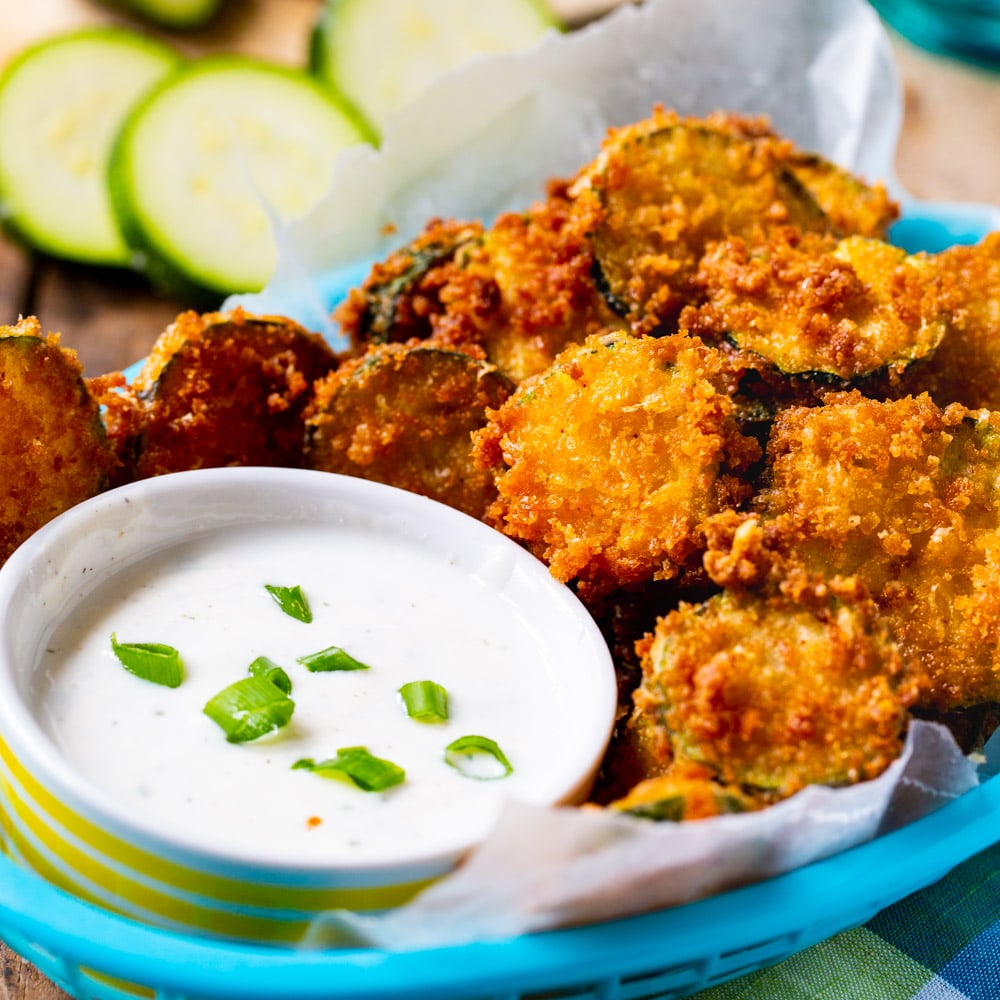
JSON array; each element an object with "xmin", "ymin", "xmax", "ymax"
[{"xmin": 0, "ymin": 467, "xmax": 615, "ymax": 944}]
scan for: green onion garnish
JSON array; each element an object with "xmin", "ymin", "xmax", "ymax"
[
  {"xmin": 110, "ymin": 633, "xmax": 183, "ymax": 688},
  {"xmin": 444, "ymin": 735, "xmax": 513, "ymax": 780},
  {"xmin": 292, "ymin": 747, "xmax": 405, "ymax": 791},
  {"xmin": 203, "ymin": 675, "xmax": 295, "ymax": 743},
  {"xmin": 248, "ymin": 655, "xmax": 292, "ymax": 694},
  {"xmin": 296, "ymin": 645, "xmax": 370, "ymax": 672},
  {"xmin": 399, "ymin": 680, "xmax": 449, "ymax": 722},
  {"xmin": 264, "ymin": 584, "xmax": 312, "ymax": 623}
]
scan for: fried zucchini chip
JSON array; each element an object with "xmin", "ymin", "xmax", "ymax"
[
  {"xmin": 687, "ymin": 231, "xmax": 949, "ymax": 383},
  {"xmin": 336, "ymin": 186, "xmax": 620, "ymax": 382},
  {"xmin": 334, "ymin": 219, "xmax": 486, "ymax": 350},
  {"xmin": 131, "ymin": 309, "xmax": 338, "ymax": 478},
  {"xmin": 730, "ymin": 392, "xmax": 1000, "ymax": 711},
  {"xmin": 0, "ymin": 317, "xmax": 112, "ymax": 563},
  {"xmin": 632, "ymin": 587, "xmax": 912, "ymax": 797},
  {"xmin": 900, "ymin": 232, "xmax": 1000, "ymax": 409},
  {"xmin": 306, "ymin": 343, "xmax": 514, "ymax": 519},
  {"xmin": 573, "ymin": 110, "xmax": 830, "ymax": 327},
  {"xmin": 474, "ymin": 330, "xmax": 761, "ymax": 603},
  {"xmin": 606, "ymin": 765, "xmax": 758, "ymax": 821}
]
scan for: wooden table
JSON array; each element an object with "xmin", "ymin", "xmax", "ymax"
[{"xmin": 2, "ymin": 2, "xmax": 1000, "ymax": 997}]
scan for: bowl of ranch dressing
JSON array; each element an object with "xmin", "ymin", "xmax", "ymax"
[{"xmin": 0, "ymin": 467, "xmax": 616, "ymax": 944}]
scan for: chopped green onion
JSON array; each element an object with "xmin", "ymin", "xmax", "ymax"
[
  {"xmin": 292, "ymin": 747, "xmax": 405, "ymax": 791},
  {"xmin": 248, "ymin": 655, "xmax": 292, "ymax": 694},
  {"xmin": 296, "ymin": 645, "xmax": 370, "ymax": 672},
  {"xmin": 399, "ymin": 680, "xmax": 449, "ymax": 722},
  {"xmin": 444, "ymin": 735, "xmax": 513, "ymax": 780},
  {"xmin": 110, "ymin": 633, "xmax": 183, "ymax": 688},
  {"xmin": 203, "ymin": 675, "xmax": 295, "ymax": 743},
  {"xmin": 264, "ymin": 584, "xmax": 312, "ymax": 623}
]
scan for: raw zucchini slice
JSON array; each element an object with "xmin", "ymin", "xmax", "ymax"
[
  {"xmin": 99, "ymin": 0, "xmax": 223, "ymax": 30},
  {"xmin": 0, "ymin": 27, "xmax": 180, "ymax": 266},
  {"xmin": 583, "ymin": 122, "xmax": 829, "ymax": 325},
  {"xmin": 310, "ymin": 0, "xmax": 561, "ymax": 132},
  {"xmin": 131, "ymin": 309, "xmax": 339, "ymax": 478},
  {"xmin": 0, "ymin": 318, "xmax": 112, "ymax": 564},
  {"xmin": 109, "ymin": 56, "xmax": 373, "ymax": 299},
  {"xmin": 306, "ymin": 343, "xmax": 515, "ymax": 519}
]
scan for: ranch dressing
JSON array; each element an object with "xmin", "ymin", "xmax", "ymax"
[{"xmin": 34, "ymin": 522, "xmax": 570, "ymax": 867}]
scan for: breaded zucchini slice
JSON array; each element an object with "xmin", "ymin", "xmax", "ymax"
[
  {"xmin": 334, "ymin": 219, "xmax": 485, "ymax": 350},
  {"xmin": 690, "ymin": 232, "xmax": 950, "ymax": 382},
  {"xmin": 785, "ymin": 152, "xmax": 898, "ymax": 239},
  {"xmin": 473, "ymin": 330, "xmax": 761, "ymax": 603},
  {"xmin": 132, "ymin": 309, "xmax": 338, "ymax": 477},
  {"xmin": 901, "ymin": 231, "xmax": 1000, "ymax": 410},
  {"xmin": 574, "ymin": 114, "xmax": 829, "ymax": 326},
  {"xmin": 607, "ymin": 768, "xmax": 757, "ymax": 821},
  {"xmin": 633, "ymin": 588, "xmax": 912, "ymax": 797},
  {"xmin": 0, "ymin": 318, "xmax": 112, "ymax": 563},
  {"xmin": 306, "ymin": 343, "xmax": 514, "ymax": 519}
]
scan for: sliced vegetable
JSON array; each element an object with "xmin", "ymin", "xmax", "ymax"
[
  {"xmin": 399, "ymin": 680, "xmax": 449, "ymax": 722},
  {"xmin": 0, "ymin": 27, "xmax": 180, "ymax": 266},
  {"xmin": 0, "ymin": 318, "xmax": 114, "ymax": 565},
  {"xmin": 109, "ymin": 55, "xmax": 372, "ymax": 297},
  {"xmin": 129, "ymin": 310, "xmax": 339, "ymax": 480},
  {"xmin": 248, "ymin": 656, "xmax": 292, "ymax": 695},
  {"xmin": 310, "ymin": 0, "xmax": 561, "ymax": 133},
  {"xmin": 97, "ymin": 0, "xmax": 224, "ymax": 30},
  {"xmin": 264, "ymin": 584, "xmax": 313, "ymax": 623},
  {"xmin": 306, "ymin": 344, "xmax": 515, "ymax": 520},
  {"xmin": 110, "ymin": 633, "xmax": 184, "ymax": 688},
  {"xmin": 444, "ymin": 735, "xmax": 513, "ymax": 780},
  {"xmin": 203, "ymin": 675, "xmax": 295, "ymax": 743},
  {"xmin": 296, "ymin": 645, "xmax": 371, "ymax": 673},
  {"xmin": 293, "ymin": 747, "xmax": 405, "ymax": 791}
]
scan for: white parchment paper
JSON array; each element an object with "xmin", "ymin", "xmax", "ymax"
[{"xmin": 228, "ymin": 0, "xmax": 991, "ymax": 950}]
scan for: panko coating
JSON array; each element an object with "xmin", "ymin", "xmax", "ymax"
[
  {"xmin": 572, "ymin": 110, "xmax": 834, "ymax": 328},
  {"xmin": 306, "ymin": 342, "xmax": 514, "ymax": 519},
  {"xmin": 0, "ymin": 318, "xmax": 114, "ymax": 563},
  {"xmin": 335, "ymin": 183, "xmax": 620, "ymax": 383},
  {"xmin": 725, "ymin": 392, "xmax": 1000, "ymax": 711},
  {"xmin": 632, "ymin": 585, "xmax": 914, "ymax": 798},
  {"xmin": 607, "ymin": 763, "xmax": 758, "ymax": 821},
  {"xmin": 685, "ymin": 231, "xmax": 950, "ymax": 383},
  {"xmin": 474, "ymin": 330, "xmax": 761, "ymax": 603},
  {"xmin": 129, "ymin": 309, "xmax": 339, "ymax": 478},
  {"xmin": 900, "ymin": 231, "xmax": 1000, "ymax": 410}
]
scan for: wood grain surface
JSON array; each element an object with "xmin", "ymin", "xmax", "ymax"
[{"xmin": 1, "ymin": 2, "xmax": 999, "ymax": 997}]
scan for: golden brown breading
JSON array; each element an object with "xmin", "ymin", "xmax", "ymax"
[
  {"xmin": 605, "ymin": 762, "xmax": 759, "ymax": 821},
  {"xmin": 632, "ymin": 585, "xmax": 913, "ymax": 798},
  {"xmin": 711, "ymin": 392, "xmax": 1000, "ymax": 711},
  {"xmin": 130, "ymin": 309, "xmax": 338, "ymax": 478},
  {"xmin": 306, "ymin": 342, "xmax": 514, "ymax": 519},
  {"xmin": 474, "ymin": 330, "xmax": 761, "ymax": 603},
  {"xmin": 685, "ymin": 231, "xmax": 950, "ymax": 383},
  {"xmin": 0, "ymin": 318, "xmax": 113, "ymax": 563},
  {"xmin": 899, "ymin": 232, "xmax": 1000, "ymax": 409}
]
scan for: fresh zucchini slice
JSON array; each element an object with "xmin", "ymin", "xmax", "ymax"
[
  {"xmin": 131, "ymin": 310, "xmax": 339, "ymax": 478},
  {"xmin": 306, "ymin": 343, "xmax": 514, "ymax": 519},
  {"xmin": 582, "ymin": 121, "xmax": 829, "ymax": 326},
  {"xmin": 0, "ymin": 318, "xmax": 112, "ymax": 564},
  {"xmin": 109, "ymin": 56, "xmax": 373, "ymax": 299},
  {"xmin": 695, "ymin": 233, "xmax": 950, "ymax": 382},
  {"xmin": 310, "ymin": 0, "xmax": 561, "ymax": 133},
  {"xmin": 97, "ymin": 0, "xmax": 224, "ymax": 30},
  {"xmin": 0, "ymin": 27, "xmax": 180, "ymax": 266}
]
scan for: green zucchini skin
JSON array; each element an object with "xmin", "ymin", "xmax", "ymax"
[
  {"xmin": 0, "ymin": 27, "xmax": 180, "ymax": 267},
  {"xmin": 108, "ymin": 55, "xmax": 374, "ymax": 301},
  {"xmin": 95, "ymin": 0, "xmax": 224, "ymax": 30}
]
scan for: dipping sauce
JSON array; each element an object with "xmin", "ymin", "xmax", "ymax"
[{"xmin": 34, "ymin": 520, "xmax": 584, "ymax": 867}]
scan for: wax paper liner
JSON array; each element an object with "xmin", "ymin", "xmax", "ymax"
[{"xmin": 226, "ymin": 0, "xmax": 988, "ymax": 951}]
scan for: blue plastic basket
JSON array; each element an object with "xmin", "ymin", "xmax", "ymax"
[{"xmin": 4, "ymin": 199, "xmax": 1000, "ymax": 1000}]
